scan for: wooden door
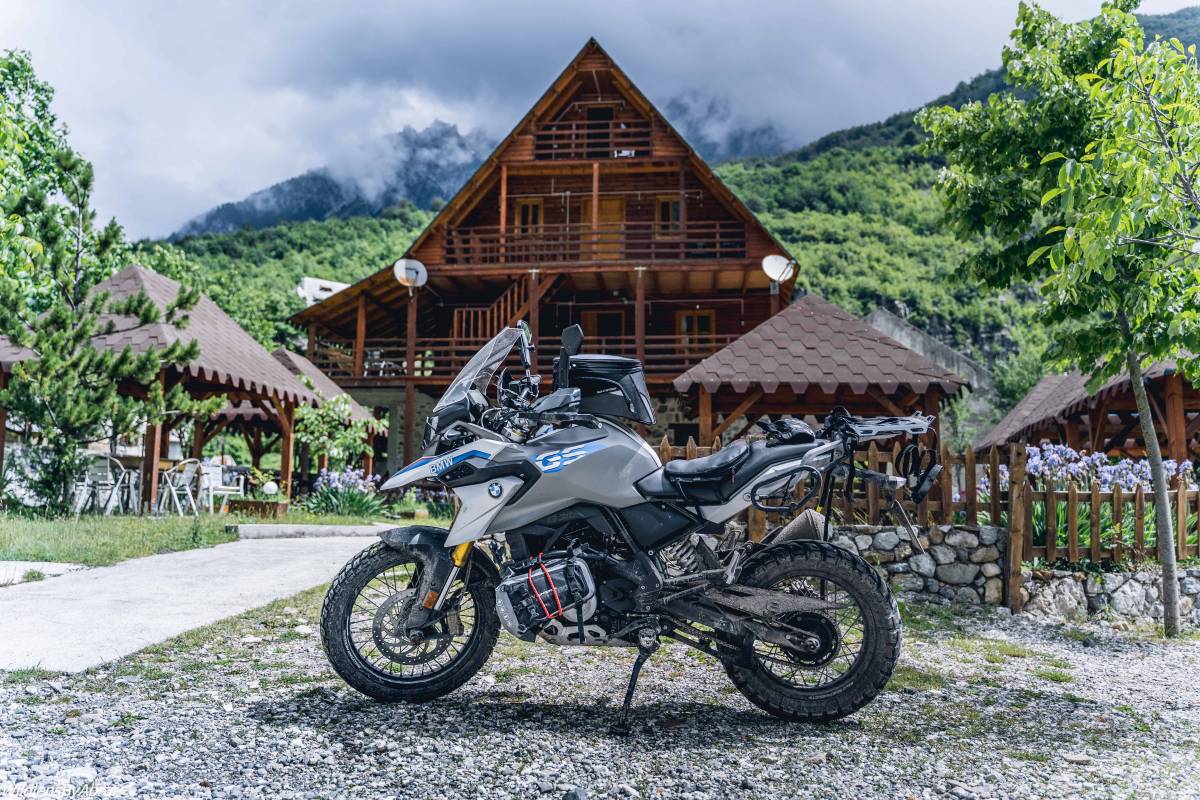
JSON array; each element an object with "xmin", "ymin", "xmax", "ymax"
[{"xmin": 582, "ymin": 198, "xmax": 624, "ymax": 260}]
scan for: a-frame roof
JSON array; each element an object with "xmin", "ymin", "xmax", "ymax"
[{"xmin": 293, "ymin": 37, "xmax": 794, "ymax": 329}]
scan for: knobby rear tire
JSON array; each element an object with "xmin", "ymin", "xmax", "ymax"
[
  {"xmin": 320, "ymin": 541, "xmax": 500, "ymax": 703},
  {"xmin": 721, "ymin": 540, "xmax": 901, "ymax": 722}
]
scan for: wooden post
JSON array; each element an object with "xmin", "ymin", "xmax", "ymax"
[
  {"xmin": 1112, "ymin": 484, "xmax": 1123, "ymax": 563},
  {"xmin": 1166, "ymin": 373, "xmax": 1187, "ymax": 462},
  {"xmin": 698, "ymin": 388, "xmax": 713, "ymax": 447},
  {"xmin": 191, "ymin": 416, "xmax": 206, "ymax": 461},
  {"xmin": 866, "ymin": 442, "xmax": 880, "ymax": 525},
  {"xmin": 277, "ymin": 401, "xmax": 295, "ymax": 499},
  {"xmin": 142, "ymin": 420, "xmax": 163, "ymax": 513},
  {"xmin": 404, "ymin": 289, "xmax": 418, "ymax": 466},
  {"xmin": 939, "ymin": 442, "xmax": 953, "ymax": 524},
  {"xmin": 965, "ymin": 447, "xmax": 977, "ymax": 526},
  {"xmin": 1067, "ymin": 482, "xmax": 1080, "ymax": 562},
  {"xmin": 988, "ymin": 446, "xmax": 1001, "ymax": 525},
  {"xmin": 1134, "ymin": 484, "xmax": 1146, "ymax": 559},
  {"xmin": 591, "ymin": 162, "xmax": 599, "ymax": 231},
  {"xmin": 1045, "ymin": 482, "xmax": 1058, "ymax": 563},
  {"xmin": 1176, "ymin": 477, "xmax": 1188, "ymax": 561},
  {"xmin": 1064, "ymin": 417, "xmax": 1082, "ymax": 450},
  {"xmin": 1006, "ymin": 444, "xmax": 1026, "ymax": 612},
  {"xmin": 634, "ymin": 267, "xmax": 646, "ymax": 367},
  {"xmin": 528, "ymin": 269, "xmax": 540, "ymax": 347},
  {"xmin": 250, "ymin": 429, "xmax": 263, "ymax": 469},
  {"xmin": 306, "ymin": 325, "xmax": 315, "ymax": 360},
  {"xmin": 499, "ymin": 164, "xmax": 508, "ymax": 263},
  {"xmin": 1090, "ymin": 484, "xmax": 1101, "ymax": 563},
  {"xmin": 353, "ymin": 293, "xmax": 367, "ymax": 377}
]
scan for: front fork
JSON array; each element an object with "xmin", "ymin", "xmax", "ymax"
[{"xmin": 423, "ymin": 542, "xmax": 474, "ymax": 613}]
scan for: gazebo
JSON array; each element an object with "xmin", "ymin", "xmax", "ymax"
[
  {"xmin": 0, "ymin": 265, "xmax": 318, "ymax": 509},
  {"xmin": 674, "ymin": 295, "xmax": 967, "ymax": 445},
  {"xmin": 977, "ymin": 363, "xmax": 1198, "ymax": 460},
  {"xmin": 214, "ymin": 348, "xmax": 376, "ymax": 475}
]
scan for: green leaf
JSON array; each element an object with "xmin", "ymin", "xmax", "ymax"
[
  {"xmin": 1027, "ymin": 246, "xmax": 1051, "ymax": 266},
  {"xmin": 1040, "ymin": 152, "xmax": 1066, "ymax": 165},
  {"xmin": 1041, "ymin": 187, "xmax": 1065, "ymax": 207}
]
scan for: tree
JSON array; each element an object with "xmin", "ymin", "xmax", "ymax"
[
  {"xmin": 1042, "ymin": 17, "xmax": 1200, "ymax": 637},
  {"xmin": 920, "ymin": 2, "xmax": 1192, "ymax": 636},
  {"xmin": 294, "ymin": 383, "xmax": 384, "ymax": 473},
  {"xmin": 0, "ymin": 50, "xmax": 210, "ymax": 513}
]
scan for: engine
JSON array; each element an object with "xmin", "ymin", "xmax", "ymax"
[{"xmin": 495, "ymin": 553, "xmax": 606, "ymax": 644}]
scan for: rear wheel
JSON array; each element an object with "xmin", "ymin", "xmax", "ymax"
[
  {"xmin": 320, "ymin": 541, "xmax": 499, "ymax": 703},
  {"xmin": 721, "ymin": 540, "xmax": 900, "ymax": 722}
]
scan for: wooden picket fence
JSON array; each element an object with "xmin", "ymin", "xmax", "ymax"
[{"xmin": 658, "ymin": 439, "xmax": 1200, "ymax": 610}]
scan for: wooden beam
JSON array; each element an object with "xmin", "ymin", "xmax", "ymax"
[
  {"xmin": 634, "ymin": 267, "xmax": 646, "ymax": 367},
  {"xmin": 306, "ymin": 325, "xmax": 315, "ymax": 360},
  {"xmin": 709, "ymin": 389, "xmax": 765, "ymax": 442},
  {"xmin": 277, "ymin": 401, "xmax": 295, "ymax": 499},
  {"xmin": 591, "ymin": 162, "xmax": 599, "ymax": 231},
  {"xmin": 866, "ymin": 387, "xmax": 904, "ymax": 417},
  {"xmin": 353, "ymin": 293, "xmax": 367, "ymax": 377},
  {"xmin": 1166, "ymin": 372, "xmax": 1187, "ymax": 462},
  {"xmin": 528, "ymin": 269, "xmax": 540, "ymax": 346},
  {"xmin": 698, "ymin": 388, "xmax": 713, "ymax": 447},
  {"xmin": 499, "ymin": 163, "xmax": 508, "ymax": 263},
  {"xmin": 404, "ymin": 290, "xmax": 418, "ymax": 465},
  {"xmin": 191, "ymin": 416, "xmax": 206, "ymax": 460}
]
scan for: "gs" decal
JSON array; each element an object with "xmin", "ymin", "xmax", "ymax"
[{"xmin": 533, "ymin": 442, "xmax": 604, "ymax": 473}]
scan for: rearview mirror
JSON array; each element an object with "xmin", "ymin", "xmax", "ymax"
[{"xmin": 562, "ymin": 324, "xmax": 583, "ymax": 357}]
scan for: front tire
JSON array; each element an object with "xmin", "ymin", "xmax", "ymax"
[
  {"xmin": 320, "ymin": 541, "xmax": 499, "ymax": 703},
  {"xmin": 721, "ymin": 540, "xmax": 900, "ymax": 722}
]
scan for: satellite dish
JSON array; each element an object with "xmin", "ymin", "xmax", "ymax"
[
  {"xmin": 392, "ymin": 258, "xmax": 428, "ymax": 289},
  {"xmin": 761, "ymin": 254, "xmax": 795, "ymax": 283}
]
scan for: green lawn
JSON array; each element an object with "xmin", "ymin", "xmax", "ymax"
[{"xmin": 0, "ymin": 511, "xmax": 448, "ymax": 567}]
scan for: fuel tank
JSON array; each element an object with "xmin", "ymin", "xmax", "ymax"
[{"xmin": 487, "ymin": 419, "xmax": 661, "ymax": 533}]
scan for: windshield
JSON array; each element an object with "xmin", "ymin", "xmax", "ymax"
[{"xmin": 432, "ymin": 327, "xmax": 523, "ymax": 412}]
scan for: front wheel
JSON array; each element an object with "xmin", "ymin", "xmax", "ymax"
[
  {"xmin": 320, "ymin": 541, "xmax": 499, "ymax": 703},
  {"xmin": 721, "ymin": 540, "xmax": 900, "ymax": 722}
]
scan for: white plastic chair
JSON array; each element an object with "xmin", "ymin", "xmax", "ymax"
[
  {"xmin": 200, "ymin": 463, "xmax": 244, "ymax": 513},
  {"xmin": 78, "ymin": 454, "xmax": 131, "ymax": 515},
  {"xmin": 157, "ymin": 459, "xmax": 200, "ymax": 516}
]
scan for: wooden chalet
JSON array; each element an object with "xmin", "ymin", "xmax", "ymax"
[{"xmin": 293, "ymin": 39, "xmax": 795, "ymax": 467}]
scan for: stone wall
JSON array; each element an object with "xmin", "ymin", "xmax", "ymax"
[
  {"xmin": 830, "ymin": 524, "xmax": 1009, "ymax": 606},
  {"xmin": 1022, "ymin": 568, "xmax": 1200, "ymax": 627}
]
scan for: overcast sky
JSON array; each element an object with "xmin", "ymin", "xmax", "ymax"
[{"xmin": 1, "ymin": 1, "xmax": 1194, "ymax": 239}]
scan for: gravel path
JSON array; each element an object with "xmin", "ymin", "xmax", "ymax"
[{"xmin": 2, "ymin": 588, "xmax": 1198, "ymax": 799}]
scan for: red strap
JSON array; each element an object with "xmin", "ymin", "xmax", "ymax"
[{"xmin": 527, "ymin": 558, "xmax": 565, "ymax": 619}]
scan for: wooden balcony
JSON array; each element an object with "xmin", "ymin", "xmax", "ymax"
[
  {"xmin": 533, "ymin": 119, "xmax": 652, "ymax": 160},
  {"xmin": 310, "ymin": 333, "xmax": 739, "ymax": 386},
  {"xmin": 443, "ymin": 221, "xmax": 747, "ymax": 267}
]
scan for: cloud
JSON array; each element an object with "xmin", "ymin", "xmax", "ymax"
[{"xmin": 1, "ymin": 0, "xmax": 1195, "ymax": 238}]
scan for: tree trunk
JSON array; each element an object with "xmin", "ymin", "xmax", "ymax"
[{"xmin": 1121, "ymin": 313, "xmax": 1181, "ymax": 637}]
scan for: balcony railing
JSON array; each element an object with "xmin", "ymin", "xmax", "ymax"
[
  {"xmin": 311, "ymin": 333, "xmax": 738, "ymax": 383},
  {"xmin": 533, "ymin": 119, "xmax": 652, "ymax": 160},
  {"xmin": 443, "ymin": 221, "xmax": 747, "ymax": 266}
]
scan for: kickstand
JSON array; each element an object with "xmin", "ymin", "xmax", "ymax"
[{"xmin": 610, "ymin": 630, "xmax": 659, "ymax": 736}]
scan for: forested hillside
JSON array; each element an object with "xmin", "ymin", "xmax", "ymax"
[{"xmin": 154, "ymin": 204, "xmax": 431, "ymax": 345}]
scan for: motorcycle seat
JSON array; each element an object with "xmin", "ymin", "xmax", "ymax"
[
  {"xmin": 662, "ymin": 439, "xmax": 750, "ymax": 480},
  {"xmin": 636, "ymin": 439, "xmax": 819, "ymax": 505}
]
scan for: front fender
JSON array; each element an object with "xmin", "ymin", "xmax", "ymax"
[{"xmin": 375, "ymin": 525, "xmax": 497, "ymax": 629}]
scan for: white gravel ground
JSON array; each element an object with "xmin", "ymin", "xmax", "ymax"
[{"xmin": 2, "ymin": 589, "xmax": 1198, "ymax": 800}]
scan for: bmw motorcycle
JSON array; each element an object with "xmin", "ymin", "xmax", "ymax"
[{"xmin": 320, "ymin": 323, "xmax": 939, "ymax": 729}]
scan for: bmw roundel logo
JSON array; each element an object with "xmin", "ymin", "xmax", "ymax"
[{"xmin": 487, "ymin": 481, "xmax": 503, "ymax": 498}]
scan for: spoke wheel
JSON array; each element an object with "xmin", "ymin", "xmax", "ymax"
[
  {"xmin": 321, "ymin": 537, "xmax": 499, "ymax": 703},
  {"xmin": 721, "ymin": 540, "xmax": 900, "ymax": 722},
  {"xmin": 750, "ymin": 575, "xmax": 865, "ymax": 692}
]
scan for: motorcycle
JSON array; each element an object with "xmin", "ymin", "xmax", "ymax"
[{"xmin": 320, "ymin": 322, "xmax": 939, "ymax": 730}]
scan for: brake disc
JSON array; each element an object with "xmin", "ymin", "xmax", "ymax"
[{"xmin": 371, "ymin": 589, "xmax": 452, "ymax": 665}]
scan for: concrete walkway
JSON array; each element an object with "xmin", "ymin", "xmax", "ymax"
[
  {"xmin": 0, "ymin": 537, "xmax": 371, "ymax": 673},
  {"xmin": 0, "ymin": 561, "xmax": 85, "ymax": 586}
]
